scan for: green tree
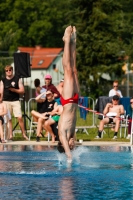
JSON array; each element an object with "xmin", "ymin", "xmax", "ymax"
[
  {"xmin": 67, "ymin": 0, "xmax": 133, "ymax": 98},
  {"xmin": 0, "ymin": 0, "xmax": 70, "ymax": 76},
  {"xmin": 0, "ymin": 0, "xmax": 70, "ymax": 51},
  {"xmin": 1, "ymin": 0, "xmax": 133, "ymax": 97}
]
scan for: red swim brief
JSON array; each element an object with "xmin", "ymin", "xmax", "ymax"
[{"xmin": 60, "ymin": 93, "xmax": 79, "ymax": 106}]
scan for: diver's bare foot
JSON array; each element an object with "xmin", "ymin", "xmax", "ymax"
[
  {"xmin": 67, "ymin": 158, "xmax": 72, "ymax": 164},
  {"xmin": 62, "ymin": 25, "xmax": 72, "ymax": 42},
  {"xmin": 71, "ymin": 26, "xmax": 76, "ymax": 43}
]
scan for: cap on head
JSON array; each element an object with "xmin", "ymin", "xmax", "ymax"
[
  {"xmin": 113, "ymin": 95, "xmax": 119, "ymax": 100},
  {"xmin": 44, "ymin": 74, "xmax": 52, "ymax": 79}
]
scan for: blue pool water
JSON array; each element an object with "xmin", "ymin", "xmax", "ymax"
[{"xmin": 0, "ymin": 145, "xmax": 133, "ymax": 199}]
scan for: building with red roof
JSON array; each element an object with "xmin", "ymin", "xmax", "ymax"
[{"xmin": 17, "ymin": 46, "xmax": 64, "ymax": 88}]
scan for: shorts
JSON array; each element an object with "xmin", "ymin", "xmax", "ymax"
[
  {"xmin": 51, "ymin": 115, "xmax": 60, "ymax": 122},
  {"xmin": 0, "ymin": 116, "xmax": 4, "ymax": 125},
  {"xmin": 108, "ymin": 116, "xmax": 116, "ymax": 124},
  {"xmin": 3, "ymin": 101, "xmax": 22, "ymax": 117},
  {"xmin": 108, "ymin": 118, "xmax": 113, "ymax": 123}
]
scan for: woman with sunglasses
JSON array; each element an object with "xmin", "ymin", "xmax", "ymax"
[{"xmin": 109, "ymin": 80, "xmax": 123, "ymax": 97}]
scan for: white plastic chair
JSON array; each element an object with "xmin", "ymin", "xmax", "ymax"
[
  {"xmin": 29, "ymin": 116, "xmax": 50, "ymax": 142},
  {"xmin": 95, "ymin": 96, "xmax": 128, "ymax": 138}
]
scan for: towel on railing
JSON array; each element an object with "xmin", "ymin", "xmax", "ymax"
[
  {"xmin": 55, "ymin": 97, "xmax": 61, "ymax": 105},
  {"xmin": 95, "ymin": 96, "xmax": 113, "ymax": 119},
  {"xmin": 78, "ymin": 97, "xmax": 88, "ymax": 120},
  {"xmin": 119, "ymin": 97, "xmax": 130, "ymax": 115}
]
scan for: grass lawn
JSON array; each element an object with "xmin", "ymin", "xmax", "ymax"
[{"xmin": 11, "ymin": 110, "xmax": 130, "ymax": 142}]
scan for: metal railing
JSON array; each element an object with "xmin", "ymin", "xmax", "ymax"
[{"xmin": 27, "ymin": 97, "xmax": 95, "ymax": 133}]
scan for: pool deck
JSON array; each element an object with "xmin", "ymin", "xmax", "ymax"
[{"xmin": 0, "ymin": 140, "xmax": 131, "ymax": 146}]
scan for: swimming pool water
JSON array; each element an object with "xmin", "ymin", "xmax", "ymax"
[{"xmin": 0, "ymin": 145, "xmax": 133, "ymax": 200}]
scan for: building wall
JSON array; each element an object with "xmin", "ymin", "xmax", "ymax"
[{"xmin": 22, "ymin": 53, "xmax": 64, "ymax": 89}]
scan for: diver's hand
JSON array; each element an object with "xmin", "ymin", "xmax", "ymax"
[{"xmin": 67, "ymin": 158, "xmax": 72, "ymax": 164}]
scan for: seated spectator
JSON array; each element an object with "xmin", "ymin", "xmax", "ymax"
[
  {"xmin": 109, "ymin": 80, "xmax": 123, "ymax": 97},
  {"xmin": 0, "ymin": 94, "xmax": 8, "ymax": 143},
  {"xmin": 31, "ymin": 89, "xmax": 58, "ymax": 142},
  {"xmin": 43, "ymin": 105, "xmax": 63, "ymax": 142},
  {"xmin": 95, "ymin": 95, "xmax": 124, "ymax": 139},
  {"xmin": 126, "ymin": 97, "xmax": 133, "ymax": 139}
]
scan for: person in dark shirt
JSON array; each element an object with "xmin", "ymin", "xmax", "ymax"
[
  {"xmin": 0, "ymin": 65, "xmax": 28, "ymax": 140},
  {"xmin": 34, "ymin": 78, "xmax": 45, "ymax": 112},
  {"xmin": 0, "ymin": 93, "xmax": 7, "ymax": 143},
  {"xmin": 31, "ymin": 89, "xmax": 58, "ymax": 142}
]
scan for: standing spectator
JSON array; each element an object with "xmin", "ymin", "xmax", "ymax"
[
  {"xmin": 34, "ymin": 78, "xmax": 46, "ymax": 112},
  {"xmin": 34, "ymin": 78, "xmax": 42, "ymax": 97},
  {"xmin": 56, "ymin": 79, "xmax": 64, "ymax": 95},
  {"xmin": 0, "ymin": 93, "xmax": 7, "ymax": 143},
  {"xmin": 42, "ymin": 74, "xmax": 60, "ymax": 99},
  {"xmin": 0, "ymin": 65, "xmax": 28, "ymax": 140},
  {"xmin": 109, "ymin": 80, "xmax": 123, "ymax": 97}
]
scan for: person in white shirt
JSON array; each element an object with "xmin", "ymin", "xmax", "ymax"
[{"xmin": 109, "ymin": 80, "xmax": 123, "ymax": 97}]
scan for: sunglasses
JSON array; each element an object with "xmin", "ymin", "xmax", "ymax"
[
  {"xmin": 113, "ymin": 86, "xmax": 118, "ymax": 88},
  {"xmin": 5, "ymin": 69, "xmax": 12, "ymax": 72},
  {"xmin": 130, "ymin": 102, "xmax": 133, "ymax": 104},
  {"xmin": 113, "ymin": 99, "xmax": 119, "ymax": 101}
]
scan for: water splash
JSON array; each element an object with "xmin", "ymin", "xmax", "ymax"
[{"xmin": 56, "ymin": 146, "xmax": 89, "ymax": 167}]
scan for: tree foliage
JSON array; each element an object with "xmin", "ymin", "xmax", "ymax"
[
  {"xmin": 0, "ymin": 0, "xmax": 133, "ymax": 97},
  {"xmin": 0, "ymin": 0, "xmax": 70, "ymax": 51},
  {"xmin": 66, "ymin": 0, "xmax": 133, "ymax": 97}
]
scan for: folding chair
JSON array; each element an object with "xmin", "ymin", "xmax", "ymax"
[
  {"xmin": 95, "ymin": 96, "xmax": 113, "ymax": 138},
  {"xmin": 119, "ymin": 97, "xmax": 130, "ymax": 138},
  {"xmin": 29, "ymin": 116, "xmax": 51, "ymax": 142},
  {"xmin": 95, "ymin": 96, "xmax": 129, "ymax": 138}
]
